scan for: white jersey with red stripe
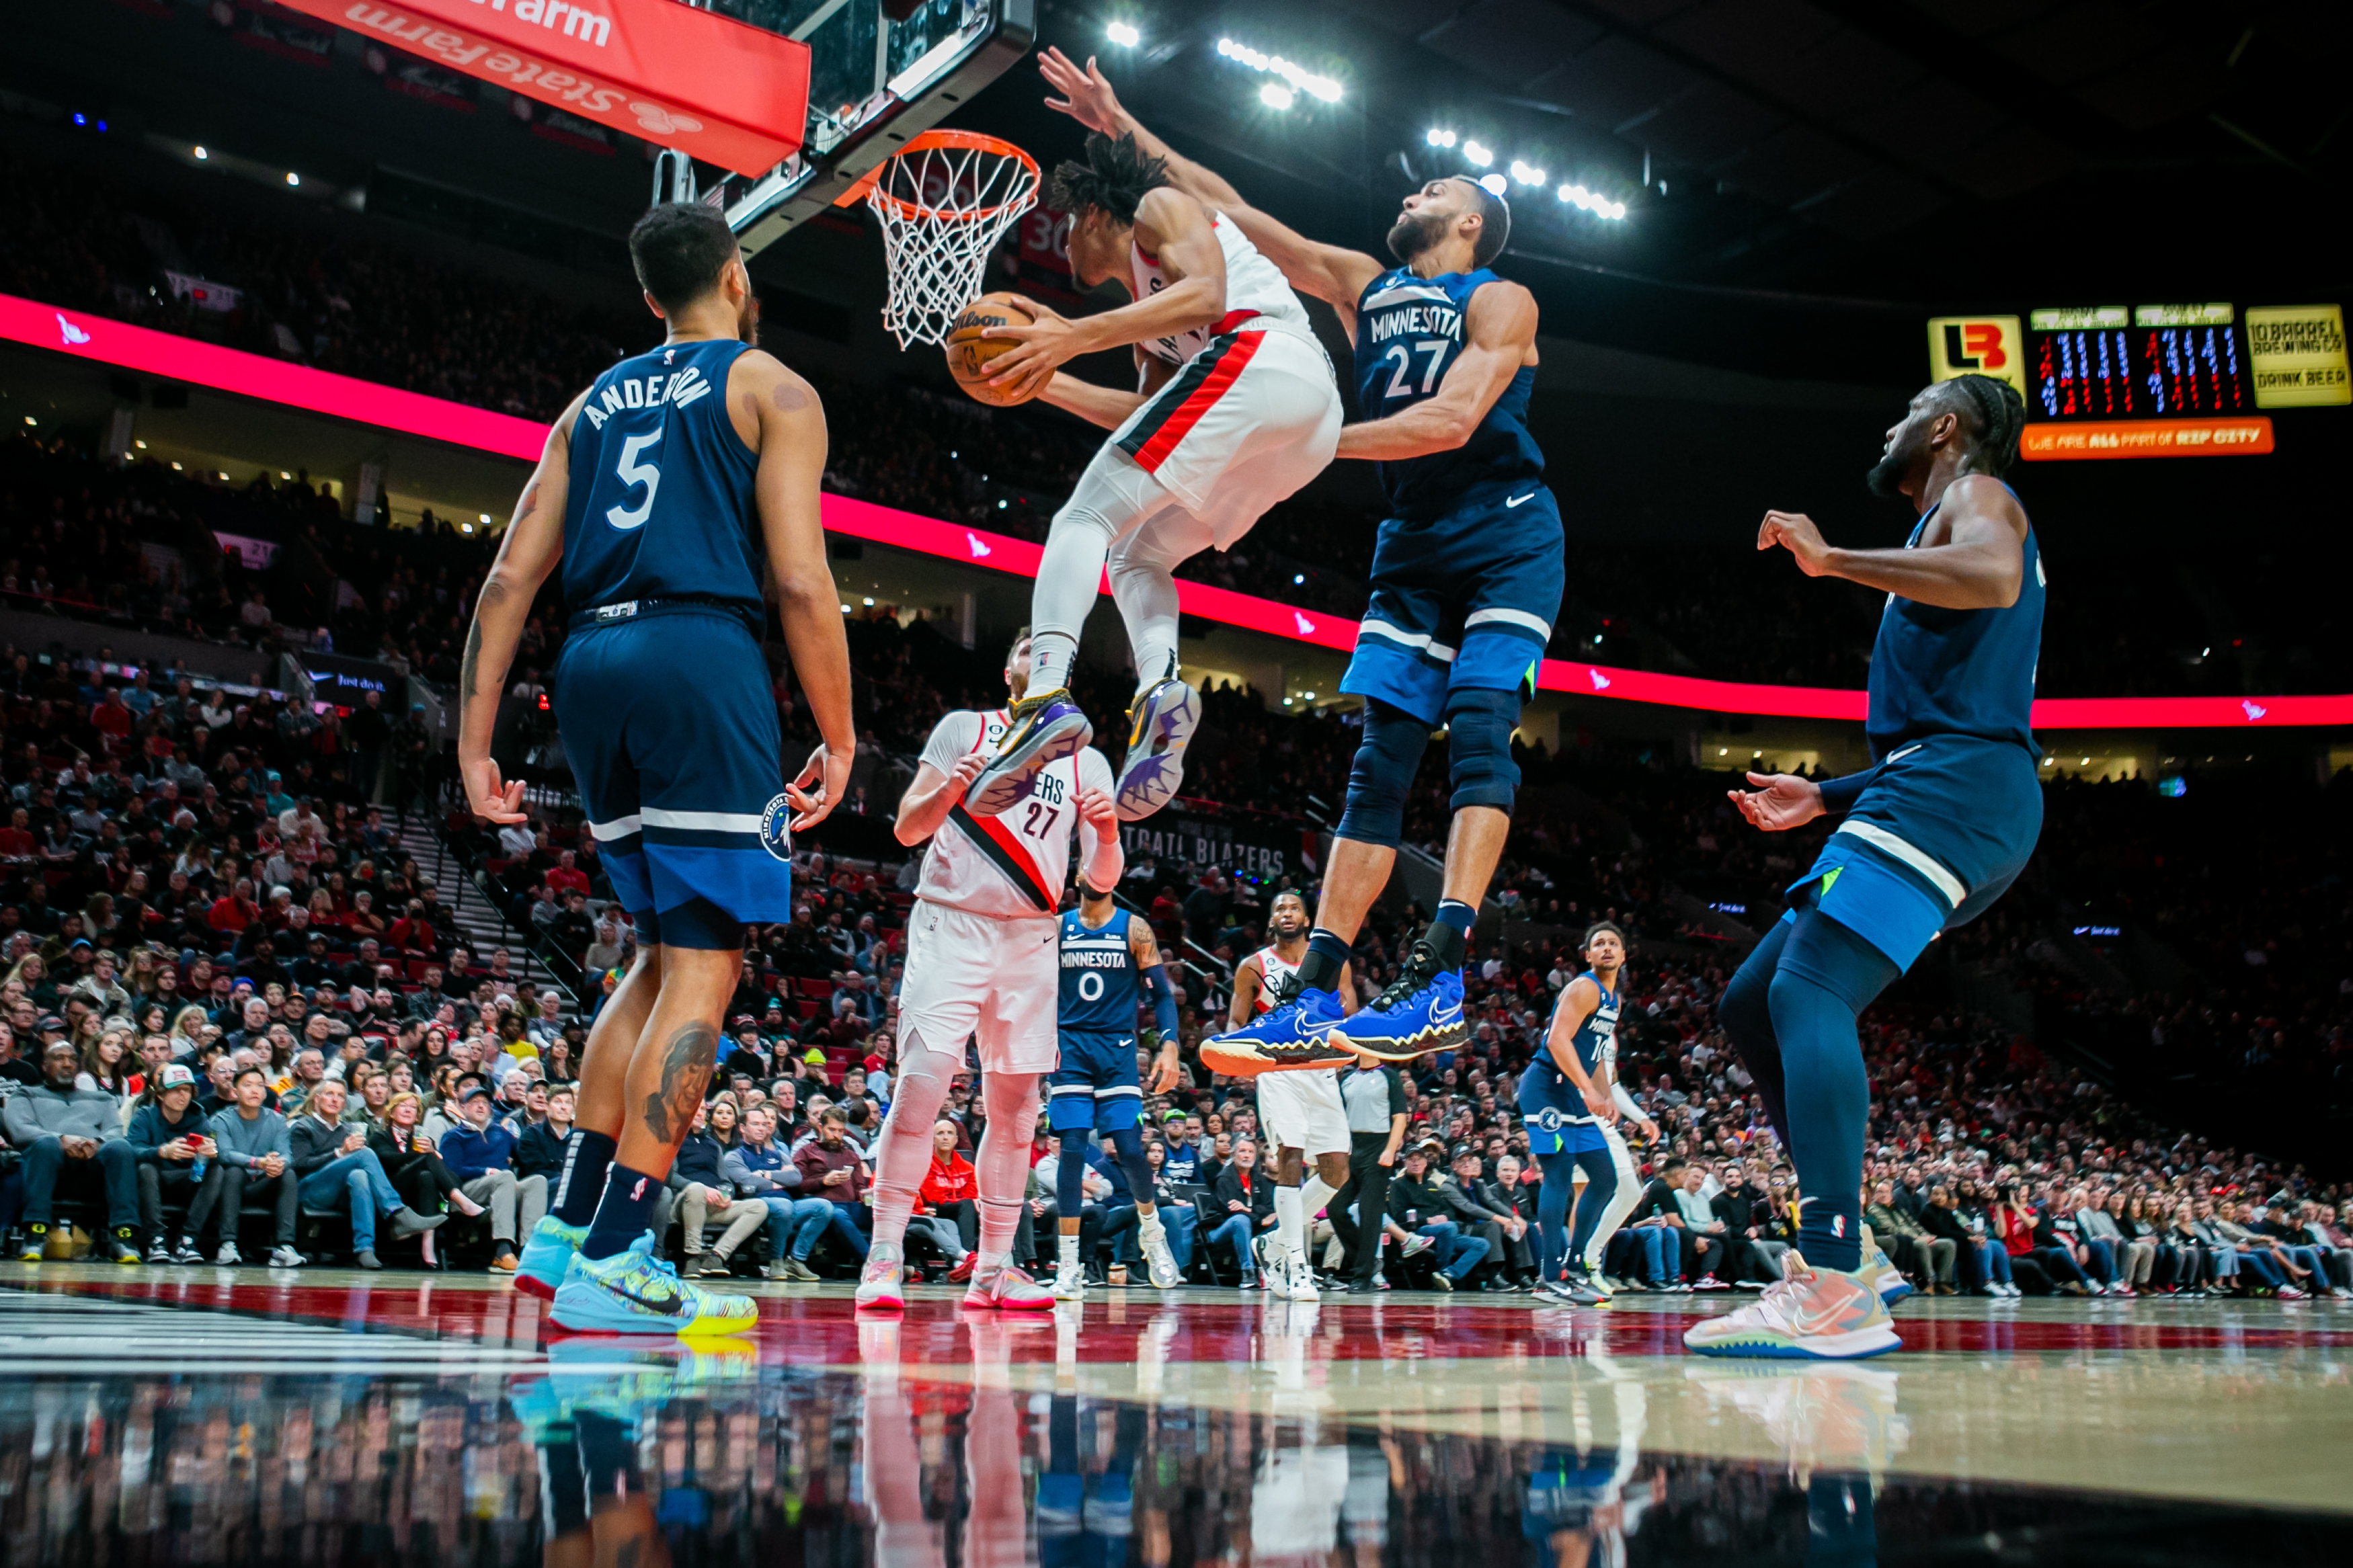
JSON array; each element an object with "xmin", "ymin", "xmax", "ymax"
[
  {"xmin": 1131, "ymin": 212, "xmax": 1316, "ymax": 367},
  {"xmin": 915, "ymin": 708, "xmax": 1115, "ymax": 922},
  {"xmin": 1248, "ymin": 943, "xmax": 1304, "ymax": 1013}
]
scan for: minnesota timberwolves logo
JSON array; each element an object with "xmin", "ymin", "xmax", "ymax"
[{"xmin": 758, "ymin": 794, "xmax": 794, "ymax": 862}]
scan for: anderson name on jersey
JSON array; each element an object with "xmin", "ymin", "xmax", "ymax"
[{"xmin": 914, "ymin": 707, "xmax": 1114, "ymax": 921}]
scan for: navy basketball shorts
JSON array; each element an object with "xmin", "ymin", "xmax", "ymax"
[
  {"xmin": 1786, "ymin": 732, "xmax": 2045, "ymax": 972},
  {"xmin": 1517, "ymin": 1067, "xmax": 1607, "ymax": 1157},
  {"xmin": 1340, "ymin": 483, "xmax": 1566, "ymax": 725},
  {"xmin": 1047, "ymin": 1028, "xmax": 1143, "ymax": 1134},
  {"xmin": 553, "ymin": 605, "xmax": 794, "ymax": 942}
]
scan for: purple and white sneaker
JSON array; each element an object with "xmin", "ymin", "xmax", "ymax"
[
  {"xmin": 966, "ymin": 687, "xmax": 1092, "ymax": 817},
  {"xmin": 1113, "ymin": 679, "xmax": 1199, "ymax": 821}
]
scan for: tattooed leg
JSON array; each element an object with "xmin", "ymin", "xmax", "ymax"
[{"xmin": 612, "ymin": 944, "xmax": 741, "ymax": 1178}]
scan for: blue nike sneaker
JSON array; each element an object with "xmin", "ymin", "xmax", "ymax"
[
  {"xmin": 1113, "ymin": 677, "xmax": 1199, "ymax": 822},
  {"xmin": 1200, "ymin": 985, "xmax": 1355, "ymax": 1077},
  {"xmin": 549, "ymin": 1233, "xmax": 759, "ymax": 1335},
  {"xmin": 966, "ymin": 687, "xmax": 1091, "ymax": 817},
  {"xmin": 1326, "ymin": 944, "xmax": 1470, "ymax": 1060},
  {"xmin": 514, "ymin": 1214, "xmax": 588, "ymax": 1301}
]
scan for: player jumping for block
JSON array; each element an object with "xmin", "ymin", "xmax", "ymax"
[
  {"xmin": 1031, "ymin": 52, "xmax": 1556, "ymax": 1073},
  {"xmin": 959, "ymin": 102, "xmax": 1345, "ymax": 824},
  {"xmin": 1685, "ymin": 372, "xmax": 2038, "ymax": 1360}
]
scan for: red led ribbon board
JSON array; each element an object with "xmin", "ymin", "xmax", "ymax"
[
  {"xmin": 2020, "ymin": 417, "xmax": 2274, "ymax": 461},
  {"xmin": 12, "ymin": 291, "xmax": 2352, "ymax": 730},
  {"xmin": 268, "ymin": 0, "xmax": 809, "ymax": 176}
]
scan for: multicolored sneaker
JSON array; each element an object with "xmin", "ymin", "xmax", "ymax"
[
  {"xmin": 1858, "ymin": 1224, "xmax": 1913, "ymax": 1306},
  {"xmin": 1552, "ymin": 1268, "xmax": 1608, "ymax": 1307},
  {"xmin": 1324, "ymin": 942, "xmax": 1469, "ymax": 1061},
  {"xmin": 855, "ymin": 1240, "xmax": 908, "ymax": 1311},
  {"xmin": 549, "ymin": 1233, "xmax": 759, "ymax": 1335},
  {"xmin": 963, "ymin": 1260, "xmax": 1055, "ymax": 1311},
  {"xmin": 1113, "ymin": 678, "xmax": 1199, "ymax": 821},
  {"xmin": 1199, "ymin": 983, "xmax": 1353, "ymax": 1077},
  {"xmin": 965, "ymin": 688, "xmax": 1092, "ymax": 817},
  {"xmin": 514, "ymin": 1214, "xmax": 590, "ymax": 1301},
  {"xmin": 1682, "ymin": 1251, "xmax": 1899, "ymax": 1360}
]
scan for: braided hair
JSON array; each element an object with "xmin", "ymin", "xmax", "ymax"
[
  {"xmin": 1046, "ymin": 132, "xmax": 1171, "ymax": 225},
  {"xmin": 1936, "ymin": 373, "xmax": 2026, "ymax": 477}
]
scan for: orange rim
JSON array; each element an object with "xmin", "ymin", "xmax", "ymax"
[{"xmin": 836, "ymin": 128, "xmax": 1040, "ymax": 219}]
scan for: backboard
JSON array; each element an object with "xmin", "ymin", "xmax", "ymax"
[{"xmin": 717, "ymin": 0, "xmax": 1035, "ymax": 257}]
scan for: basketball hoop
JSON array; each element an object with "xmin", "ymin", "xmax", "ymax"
[{"xmin": 854, "ymin": 129, "xmax": 1041, "ymax": 349}]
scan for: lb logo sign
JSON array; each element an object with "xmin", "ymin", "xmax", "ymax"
[{"xmin": 1927, "ymin": 316, "xmax": 2025, "ymax": 399}]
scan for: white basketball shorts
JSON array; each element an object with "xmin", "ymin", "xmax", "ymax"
[{"xmin": 897, "ymin": 901, "xmax": 1060, "ymax": 1075}]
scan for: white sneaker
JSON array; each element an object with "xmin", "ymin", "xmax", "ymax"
[
  {"xmin": 1051, "ymin": 1237, "xmax": 1086, "ymax": 1301},
  {"xmin": 268, "ymin": 1246, "xmax": 305, "ymax": 1268},
  {"xmin": 854, "ymin": 1241, "xmax": 906, "ymax": 1311},
  {"xmin": 1140, "ymin": 1220, "xmax": 1181, "ymax": 1290},
  {"xmin": 215, "ymin": 1242, "xmax": 242, "ymax": 1266},
  {"xmin": 963, "ymin": 1261, "xmax": 1054, "ymax": 1311},
  {"xmin": 1285, "ymin": 1252, "xmax": 1320, "ymax": 1303}
]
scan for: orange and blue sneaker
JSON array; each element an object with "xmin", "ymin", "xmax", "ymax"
[
  {"xmin": 967, "ymin": 687, "xmax": 1090, "ymax": 817},
  {"xmin": 1324, "ymin": 940, "xmax": 1469, "ymax": 1061},
  {"xmin": 1857, "ymin": 1224, "xmax": 1913, "ymax": 1305},
  {"xmin": 550, "ymin": 1233, "xmax": 758, "ymax": 1335},
  {"xmin": 1113, "ymin": 677, "xmax": 1199, "ymax": 821},
  {"xmin": 1199, "ymin": 982, "xmax": 1353, "ymax": 1077},
  {"xmin": 1683, "ymin": 1251, "xmax": 1899, "ymax": 1360}
]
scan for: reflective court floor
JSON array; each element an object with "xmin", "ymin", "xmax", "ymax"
[{"xmin": 4, "ymin": 1274, "xmax": 2350, "ymax": 1567}]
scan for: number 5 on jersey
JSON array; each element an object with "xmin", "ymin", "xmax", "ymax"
[{"xmin": 607, "ymin": 431, "xmax": 663, "ymax": 530}]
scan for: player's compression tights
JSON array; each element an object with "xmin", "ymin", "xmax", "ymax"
[
  {"xmin": 1054, "ymin": 1130, "xmax": 1152, "ymax": 1214},
  {"xmin": 1029, "ymin": 450, "xmax": 1187, "ymax": 696},
  {"xmin": 867, "ymin": 1026, "xmax": 962, "ymax": 1251},
  {"xmin": 975, "ymin": 1073, "xmax": 1044, "ymax": 1260},
  {"xmin": 1720, "ymin": 903, "xmax": 1899, "ymax": 1274},
  {"xmin": 1534, "ymin": 1146, "xmax": 1618, "ymax": 1283}
]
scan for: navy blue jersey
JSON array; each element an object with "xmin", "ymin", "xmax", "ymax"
[
  {"xmin": 1530, "ymin": 972, "xmax": 1620, "ymax": 1106},
  {"xmin": 562, "ymin": 337, "xmax": 761, "ymax": 614},
  {"xmin": 1351, "ymin": 267, "xmax": 1544, "ymax": 520},
  {"xmin": 1058, "ymin": 909, "xmax": 1140, "ymax": 1034},
  {"xmin": 1866, "ymin": 489, "xmax": 2044, "ymax": 759}
]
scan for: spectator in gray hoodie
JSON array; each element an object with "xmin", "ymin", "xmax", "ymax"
[
  {"xmin": 204, "ymin": 1066, "xmax": 300, "ymax": 1265},
  {"xmin": 7, "ymin": 1040, "xmax": 141, "ymax": 1262}
]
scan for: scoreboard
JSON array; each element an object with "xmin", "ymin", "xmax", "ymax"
[
  {"xmin": 1927, "ymin": 302, "xmax": 2345, "ymax": 460},
  {"xmin": 2028, "ymin": 305, "xmax": 2247, "ymax": 419}
]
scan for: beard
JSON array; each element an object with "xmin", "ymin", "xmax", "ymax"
[
  {"xmin": 1865, "ymin": 423, "xmax": 1925, "ymax": 497},
  {"xmin": 1386, "ymin": 210, "xmax": 1447, "ymax": 263},
  {"xmin": 736, "ymin": 290, "xmax": 762, "ymax": 346}
]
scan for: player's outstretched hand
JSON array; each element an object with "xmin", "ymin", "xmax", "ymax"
[
  {"xmin": 788, "ymin": 741, "xmax": 854, "ymax": 831},
  {"xmin": 1039, "ymin": 48, "xmax": 1123, "ymax": 133},
  {"xmin": 986, "ymin": 300, "xmax": 1086, "ymax": 391},
  {"xmin": 461, "ymin": 752, "xmax": 527, "ymax": 824},
  {"xmin": 1728, "ymin": 770, "xmax": 1825, "ymax": 832},
  {"xmin": 1146, "ymin": 1038, "xmax": 1181, "ymax": 1095},
  {"xmin": 1758, "ymin": 509, "xmax": 1834, "ymax": 576},
  {"xmin": 1075, "ymin": 783, "xmax": 1118, "ymax": 837}
]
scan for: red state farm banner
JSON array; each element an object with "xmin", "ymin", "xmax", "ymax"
[{"xmin": 272, "ymin": 0, "xmax": 809, "ymax": 175}]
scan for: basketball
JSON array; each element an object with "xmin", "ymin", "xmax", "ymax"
[{"xmin": 945, "ymin": 292, "xmax": 1041, "ymax": 406}]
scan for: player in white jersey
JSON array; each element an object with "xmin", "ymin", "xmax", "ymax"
[
  {"xmin": 1230, "ymin": 892, "xmax": 1356, "ymax": 1298},
  {"xmin": 857, "ymin": 631, "xmax": 1123, "ymax": 1312},
  {"xmin": 962, "ymin": 116, "xmax": 1344, "ymax": 824}
]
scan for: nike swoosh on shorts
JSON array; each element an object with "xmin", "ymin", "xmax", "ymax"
[{"xmin": 1505, "ymin": 492, "xmax": 1536, "ymax": 507}]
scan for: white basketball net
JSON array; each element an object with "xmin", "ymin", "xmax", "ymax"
[{"xmin": 867, "ymin": 136, "xmax": 1040, "ymax": 349}]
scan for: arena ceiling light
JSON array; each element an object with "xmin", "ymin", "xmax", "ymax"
[
  {"xmin": 1477, "ymin": 173, "xmax": 1509, "ymax": 196},
  {"xmin": 1557, "ymin": 181, "xmax": 1628, "ymax": 220},
  {"xmin": 1260, "ymin": 83, "xmax": 1295, "ymax": 110},
  {"xmin": 1509, "ymin": 159, "xmax": 1546, "ymax": 187},
  {"xmin": 1461, "ymin": 139, "xmax": 1492, "ymax": 167},
  {"xmin": 1105, "ymin": 21, "xmax": 1139, "ymax": 47},
  {"xmin": 1425, "ymin": 128, "xmax": 1457, "ymax": 148},
  {"xmin": 1214, "ymin": 38, "xmax": 1342, "ymax": 103}
]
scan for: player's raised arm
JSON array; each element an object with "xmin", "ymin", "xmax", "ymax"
[
  {"xmin": 1039, "ymin": 48, "xmax": 1383, "ymax": 321},
  {"xmin": 1336, "ymin": 279, "xmax": 1539, "ymax": 461},
  {"xmin": 1758, "ymin": 473, "xmax": 2028, "ymax": 610},
  {"xmin": 457, "ymin": 390, "xmax": 582, "ymax": 823},
  {"xmin": 740, "ymin": 352, "xmax": 855, "ymax": 829}
]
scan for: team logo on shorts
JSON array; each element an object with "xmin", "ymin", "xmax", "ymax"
[
  {"xmin": 1531, "ymin": 1107, "xmax": 1565, "ymax": 1132},
  {"xmin": 758, "ymin": 794, "xmax": 795, "ymax": 862}
]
